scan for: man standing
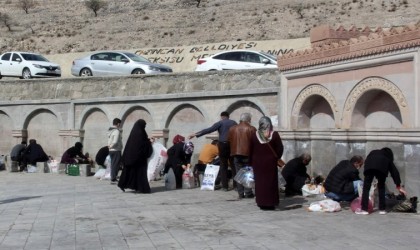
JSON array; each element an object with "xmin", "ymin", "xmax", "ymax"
[
  {"xmin": 108, "ymin": 118, "xmax": 123, "ymax": 184},
  {"xmin": 324, "ymin": 155, "xmax": 364, "ymax": 202},
  {"xmin": 10, "ymin": 141, "xmax": 27, "ymax": 171},
  {"xmin": 356, "ymin": 148, "xmax": 407, "ymax": 215},
  {"xmin": 228, "ymin": 112, "xmax": 256, "ymax": 199},
  {"xmin": 281, "ymin": 153, "xmax": 311, "ymax": 196},
  {"xmin": 189, "ymin": 111, "xmax": 237, "ymax": 191}
]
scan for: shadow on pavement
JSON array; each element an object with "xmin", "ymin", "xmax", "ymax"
[{"xmin": 0, "ymin": 196, "xmax": 42, "ymax": 205}]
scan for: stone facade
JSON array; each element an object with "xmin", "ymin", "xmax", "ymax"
[
  {"xmin": 279, "ymin": 23, "xmax": 420, "ymax": 197},
  {"xmin": 1, "ymin": 24, "xmax": 420, "ymax": 197}
]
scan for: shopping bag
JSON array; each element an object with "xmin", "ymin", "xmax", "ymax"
[
  {"xmin": 165, "ymin": 168, "xmax": 176, "ymax": 190},
  {"xmin": 278, "ymin": 168, "xmax": 286, "ymax": 189},
  {"xmin": 308, "ymin": 199, "xmax": 341, "ymax": 212},
  {"xmin": 147, "ymin": 142, "xmax": 168, "ymax": 181},
  {"xmin": 27, "ymin": 165, "xmax": 37, "ymax": 173},
  {"xmin": 351, "ymin": 180, "xmax": 376, "ymax": 213},
  {"xmin": 100, "ymin": 155, "xmax": 111, "ymax": 180},
  {"xmin": 67, "ymin": 164, "xmax": 80, "ymax": 176},
  {"xmin": 301, "ymin": 184, "xmax": 325, "ymax": 197},
  {"xmin": 201, "ymin": 164, "xmax": 220, "ymax": 191},
  {"xmin": 47, "ymin": 160, "xmax": 59, "ymax": 174},
  {"xmin": 233, "ymin": 166, "xmax": 254, "ymax": 189},
  {"xmin": 182, "ymin": 166, "xmax": 195, "ymax": 189}
]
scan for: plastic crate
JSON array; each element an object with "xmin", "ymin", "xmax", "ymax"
[{"xmin": 67, "ymin": 164, "xmax": 80, "ymax": 176}]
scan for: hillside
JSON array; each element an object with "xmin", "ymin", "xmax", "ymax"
[{"xmin": 0, "ymin": 0, "xmax": 419, "ymax": 55}]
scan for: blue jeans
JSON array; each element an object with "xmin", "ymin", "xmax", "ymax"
[
  {"xmin": 109, "ymin": 151, "xmax": 121, "ymax": 181},
  {"xmin": 325, "ymin": 180, "xmax": 362, "ymax": 202}
]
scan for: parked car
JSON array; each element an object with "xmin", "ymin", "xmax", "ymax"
[
  {"xmin": 0, "ymin": 52, "xmax": 61, "ymax": 79},
  {"xmin": 195, "ymin": 50, "xmax": 278, "ymax": 71},
  {"xmin": 71, "ymin": 51, "xmax": 173, "ymax": 77}
]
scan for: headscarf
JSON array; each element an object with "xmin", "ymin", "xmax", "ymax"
[
  {"xmin": 257, "ymin": 116, "xmax": 273, "ymax": 143},
  {"xmin": 122, "ymin": 119, "xmax": 153, "ymax": 166},
  {"xmin": 183, "ymin": 141, "xmax": 194, "ymax": 155},
  {"xmin": 172, "ymin": 134, "xmax": 185, "ymax": 144}
]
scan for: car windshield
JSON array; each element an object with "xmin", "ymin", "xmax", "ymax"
[
  {"xmin": 260, "ymin": 52, "xmax": 277, "ymax": 61},
  {"xmin": 123, "ymin": 52, "xmax": 150, "ymax": 63},
  {"xmin": 20, "ymin": 53, "xmax": 49, "ymax": 62}
]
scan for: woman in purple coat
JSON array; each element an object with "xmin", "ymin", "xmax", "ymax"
[{"xmin": 249, "ymin": 116, "xmax": 284, "ymax": 210}]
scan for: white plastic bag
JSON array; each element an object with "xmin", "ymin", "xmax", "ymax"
[
  {"xmin": 165, "ymin": 168, "xmax": 176, "ymax": 190},
  {"xmin": 27, "ymin": 165, "xmax": 37, "ymax": 173},
  {"xmin": 234, "ymin": 166, "xmax": 254, "ymax": 189},
  {"xmin": 100, "ymin": 155, "xmax": 111, "ymax": 180},
  {"xmin": 147, "ymin": 142, "xmax": 168, "ymax": 181},
  {"xmin": 308, "ymin": 199, "xmax": 341, "ymax": 212},
  {"xmin": 94, "ymin": 168, "xmax": 106, "ymax": 179},
  {"xmin": 182, "ymin": 167, "xmax": 195, "ymax": 189},
  {"xmin": 278, "ymin": 168, "xmax": 286, "ymax": 189},
  {"xmin": 47, "ymin": 160, "xmax": 59, "ymax": 174},
  {"xmin": 201, "ymin": 164, "xmax": 220, "ymax": 191},
  {"xmin": 302, "ymin": 184, "xmax": 325, "ymax": 197}
]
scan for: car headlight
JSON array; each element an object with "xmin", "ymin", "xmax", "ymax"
[
  {"xmin": 148, "ymin": 66, "xmax": 161, "ymax": 71},
  {"xmin": 33, "ymin": 64, "xmax": 43, "ymax": 69}
]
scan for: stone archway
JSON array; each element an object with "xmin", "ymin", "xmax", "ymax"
[
  {"xmin": 121, "ymin": 106, "xmax": 153, "ymax": 144},
  {"xmin": 81, "ymin": 108, "xmax": 109, "ymax": 159},
  {"xmin": 291, "ymin": 84, "xmax": 339, "ymax": 129},
  {"xmin": 0, "ymin": 111, "xmax": 13, "ymax": 155},
  {"xmin": 342, "ymin": 77, "xmax": 409, "ymax": 129},
  {"xmin": 226, "ymin": 100, "xmax": 265, "ymax": 128},
  {"xmin": 25, "ymin": 109, "xmax": 60, "ymax": 159}
]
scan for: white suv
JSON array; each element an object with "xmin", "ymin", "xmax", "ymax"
[
  {"xmin": 0, "ymin": 52, "xmax": 61, "ymax": 79},
  {"xmin": 195, "ymin": 50, "xmax": 278, "ymax": 71}
]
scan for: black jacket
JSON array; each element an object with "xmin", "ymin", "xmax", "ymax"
[
  {"xmin": 282, "ymin": 157, "xmax": 310, "ymax": 180},
  {"xmin": 364, "ymin": 149, "xmax": 402, "ymax": 186},
  {"xmin": 324, "ymin": 160, "xmax": 360, "ymax": 194}
]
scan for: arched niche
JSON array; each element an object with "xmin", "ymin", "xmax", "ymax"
[
  {"xmin": 226, "ymin": 100, "xmax": 265, "ymax": 128},
  {"xmin": 25, "ymin": 109, "xmax": 60, "ymax": 159},
  {"xmin": 351, "ymin": 90, "xmax": 402, "ymax": 128},
  {"xmin": 165, "ymin": 104, "xmax": 205, "ymax": 148},
  {"xmin": 121, "ymin": 106, "xmax": 153, "ymax": 143},
  {"xmin": 0, "ymin": 111, "xmax": 13, "ymax": 155},
  {"xmin": 291, "ymin": 84, "xmax": 338, "ymax": 129},
  {"xmin": 342, "ymin": 77, "xmax": 409, "ymax": 129},
  {"xmin": 81, "ymin": 108, "xmax": 109, "ymax": 158}
]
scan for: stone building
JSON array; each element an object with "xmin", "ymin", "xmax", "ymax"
[{"xmin": 0, "ymin": 23, "xmax": 419, "ymax": 196}]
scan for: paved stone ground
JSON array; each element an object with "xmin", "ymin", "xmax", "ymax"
[{"xmin": 0, "ymin": 171, "xmax": 419, "ymax": 250}]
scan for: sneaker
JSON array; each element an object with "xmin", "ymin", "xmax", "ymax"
[
  {"xmin": 355, "ymin": 209, "xmax": 369, "ymax": 215},
  {"xmin": 379, "ymin": 210, "xmax": 387, "ymax": 215},
  {"xmin": 244, "ymin": 193, "xmax": 255, "ymax": 199}
]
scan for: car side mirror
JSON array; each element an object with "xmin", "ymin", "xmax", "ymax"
[
  {"xmin": 121, "ymin": 58, "xmax": 129, "ymax": 63},
  {"xmin": 16, "ymin": 58, "xmax": 21, "ymax": 62},
  {"xmin": 262, "ymin": 58, "xmax": 270, "ymax": 64}
]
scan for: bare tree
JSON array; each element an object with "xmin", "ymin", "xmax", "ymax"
[
  {"xmin": 0, "ymin": 12, "xmax": 13, "ymax": 31},
  {"xmin": 17, "ymin": 0, "xmax": 37, "ymax": 14},
  {"xmin": 84, "ymin": 0, "xmax": 108, "ymax": 17}
]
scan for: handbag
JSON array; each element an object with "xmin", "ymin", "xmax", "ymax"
[{"xmin": 266, "ymin": 143, "xmax": 284, "ymax": 167}]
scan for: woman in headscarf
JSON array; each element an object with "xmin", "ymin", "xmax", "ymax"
[
  {"xmin": 118, "ymin": 119, "xmax": 153, "ymax": 193},
  {"xmin": 249, "ymin": 116, "xmax": 284, "ymax": 210},
  {"xmin": 163, "ymin": 135, "xmax": 194, "ymax": 189}
]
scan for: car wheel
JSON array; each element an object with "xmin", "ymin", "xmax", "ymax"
[
  {"xmin": 132, "ymin": 69, "xmax": 145, "ymax": 75},
  {"xmin": 80, "ymin": 68, "xmax": 92, "ymax": 77},
  {"xmin": 22, "ymin": 68, "xmax": 32, "ymax": 79}
]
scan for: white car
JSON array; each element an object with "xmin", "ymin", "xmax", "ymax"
[
  {"xmin": 0, "ymin": 52, "xmax": 61, "ymax": 79},
  {"xmin": 71, "ymin": 51, "xmax": 173, "ymax": 77},
  {"xmin": 195, "ymin": 50, "xmax": 278, "ymax": 71}
]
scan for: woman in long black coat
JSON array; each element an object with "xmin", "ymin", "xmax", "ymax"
[{"xmin": 118, "ymin": 119, "xmax": 153, "ymax": 193}]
